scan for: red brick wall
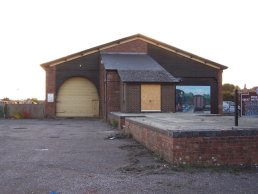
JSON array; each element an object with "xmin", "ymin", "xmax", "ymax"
[
  {"xmin": 99, "ymin": 66, "xmax": 121, "ymax": 119},
  {"xmin": 44, "ymin": 66, "xmax": 56, "ymax": 118},
  {"xmin": 121, "ymin": 84, "xmax": 176, "ymax": 113},
  {"xmin": 161, "ymin": 84, "xmax": 176, "ymax": 112},
  {"xmin": 99, "ymin": 63, "xmax": 105, "ymax": 118},
  {"xmin": 217, "ymin": 70, "xmax": 223, "ymax": 114},
  {"xmin": 122, "ymin": 84, "xmax": 176, "ymax": 113},
  {"xmin": 120, "ymin": 83, "xmax": 126, "ymax": 112},
  {"xmin": 125, "ymin": 84, "xmax": 141, "ymax": 113},
  {"xmin": 125, "ymin": 119, "xmax": 258, "ymax": 166},
  {"xmin": 103, "ymin": 39, "xmax": 147, "ymax": 53},
  {"xmin": 106, "ymin": 71, "xmax": 121, "ymax": 114},
  {"xmin": 124, "ymin": 120, "xmax": 173, "ymax": 162},
  {"xmin": 172, "ymin": 136, "xmax": 258, "ymax": 165}
]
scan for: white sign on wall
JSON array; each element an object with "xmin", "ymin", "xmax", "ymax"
[{"xmin": 47, "ymin": 93, "xmax": 54, "ymax": 102}]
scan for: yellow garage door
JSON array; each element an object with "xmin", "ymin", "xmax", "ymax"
[
  {"xmin": 56, "ymin": 77, "xmax": 99, "ymax": 117},
  {"xmin": 141, "ymin": 84, "xmax": 161, "ymax": 112}
]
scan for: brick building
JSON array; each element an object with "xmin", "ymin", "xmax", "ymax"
[{"xmin": 41, "ymin": 34, "xmax": 227, "ymax": 118}]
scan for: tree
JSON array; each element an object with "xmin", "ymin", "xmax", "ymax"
[
  {"xmin": 222, "ymin": 83, "xmax": 240, "ymax": 101},
  {"xmin": 1, "ymin": 97, "xmax": 10, "ymax": 101},
  {"xmin": 31, "ymin": 98, "xmax": 39, "ymax": 104}
]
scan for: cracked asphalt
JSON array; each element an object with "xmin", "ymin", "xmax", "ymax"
[{"xmin": 0, "ymin": 119, "xmax": 257, "ymax": 194}]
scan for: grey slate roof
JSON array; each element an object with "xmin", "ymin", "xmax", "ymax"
[{"xmin": 101, "ymin": 53, "xmax": 180, "ymax": 83}]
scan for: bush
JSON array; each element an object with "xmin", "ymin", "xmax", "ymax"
[
  {"xmin": 14, "ymin": 113, "xmax": 24, "ymax": 119},
  {"xmin": 111, "ymin": 120, "xmax": 118, "ymax": 128},
  {"xmin": 14, "ymin": 112, "xmax": 30, "ymax": 119}
]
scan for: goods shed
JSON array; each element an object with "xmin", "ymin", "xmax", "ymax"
[{"xmin": 41, "ymin": 34, "xmax": 227, "ymax": 118}]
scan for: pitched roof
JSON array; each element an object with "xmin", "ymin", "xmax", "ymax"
[
  {"xmin": 40, "ymin": 34, "xmax": 228, "ymax": 70},
  {"xmin": 101, "ymin": 53, "xmax": 179, "ymax": 83}
]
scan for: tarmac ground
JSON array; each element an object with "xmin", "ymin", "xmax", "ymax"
[{"xmin": 0, "ymin": 118, "xmax": 257, "ymax": 194}]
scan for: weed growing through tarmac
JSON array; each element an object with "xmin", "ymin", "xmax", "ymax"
[{"xmin": 110, "ymin": 120, "xmax": 118, "ymax": 128}]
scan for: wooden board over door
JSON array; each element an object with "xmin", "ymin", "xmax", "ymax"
[{"xmin": 141, "ymin": 84, "xmax": 161, "ymax": 111}]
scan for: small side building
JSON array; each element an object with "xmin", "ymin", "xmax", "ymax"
[{"xmin": 40, "ymin": 34, "xmax": 227, "ymax": 118}]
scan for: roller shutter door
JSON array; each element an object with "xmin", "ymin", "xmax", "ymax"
[{"xmin": 56, "ymin": 77, "xmax": 99, "ymax": 117}]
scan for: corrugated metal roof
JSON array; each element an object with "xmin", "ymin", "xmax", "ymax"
[{"xmin": 101, "ymin": 53, "xmax": 179, "ymax": 82}]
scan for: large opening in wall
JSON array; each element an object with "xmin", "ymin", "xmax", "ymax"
[
  {"xmin": 176, "ymin": 86, "xmax": 211, "ymax": 113},
  {"xmin": 141, "ymin": 84, "xmax": 161, "ymax": 112},
  {"xmin": 56, "ymin": 77, "xmax": 99, "ymax": 117}
]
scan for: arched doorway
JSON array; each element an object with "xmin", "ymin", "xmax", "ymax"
[{"xmin": 56, "ymin": 77, "xmax": 99, "ymax": 117}]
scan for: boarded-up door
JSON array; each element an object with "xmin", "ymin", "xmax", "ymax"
[
  {"xmin": 56, "ymin": 77, "xmax": 99, "ymax": 117},
  {"xmin": 141, "ymin": 84, "xmax": 161, "ymax": 111}
]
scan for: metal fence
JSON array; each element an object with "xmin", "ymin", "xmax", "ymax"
[
  {"xmin": 0, "ymin": 104, "xmax": 45, "ymax": 119},
  {"xmin": 0, "ymin": 103, "xmax": 4, "ymax": 118}
]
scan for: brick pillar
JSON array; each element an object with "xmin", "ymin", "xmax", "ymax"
[
  {"xmin": 106, "ymin": 71, "xmax": 121, "ymax": 114},
  {"xmin": 217, "ymin": 70, "xmax": 223, "ymax": 114},
  {"xmin": 45, "ymin": 66, "xmax": 56, "ymax": 118},
  {"xmin": 161, "ymin": 84, "xmax": 176, "ymax": 112},
  {"xmin": 99, "ymin": 62, "xmax": 106, "ymax": 119}
]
